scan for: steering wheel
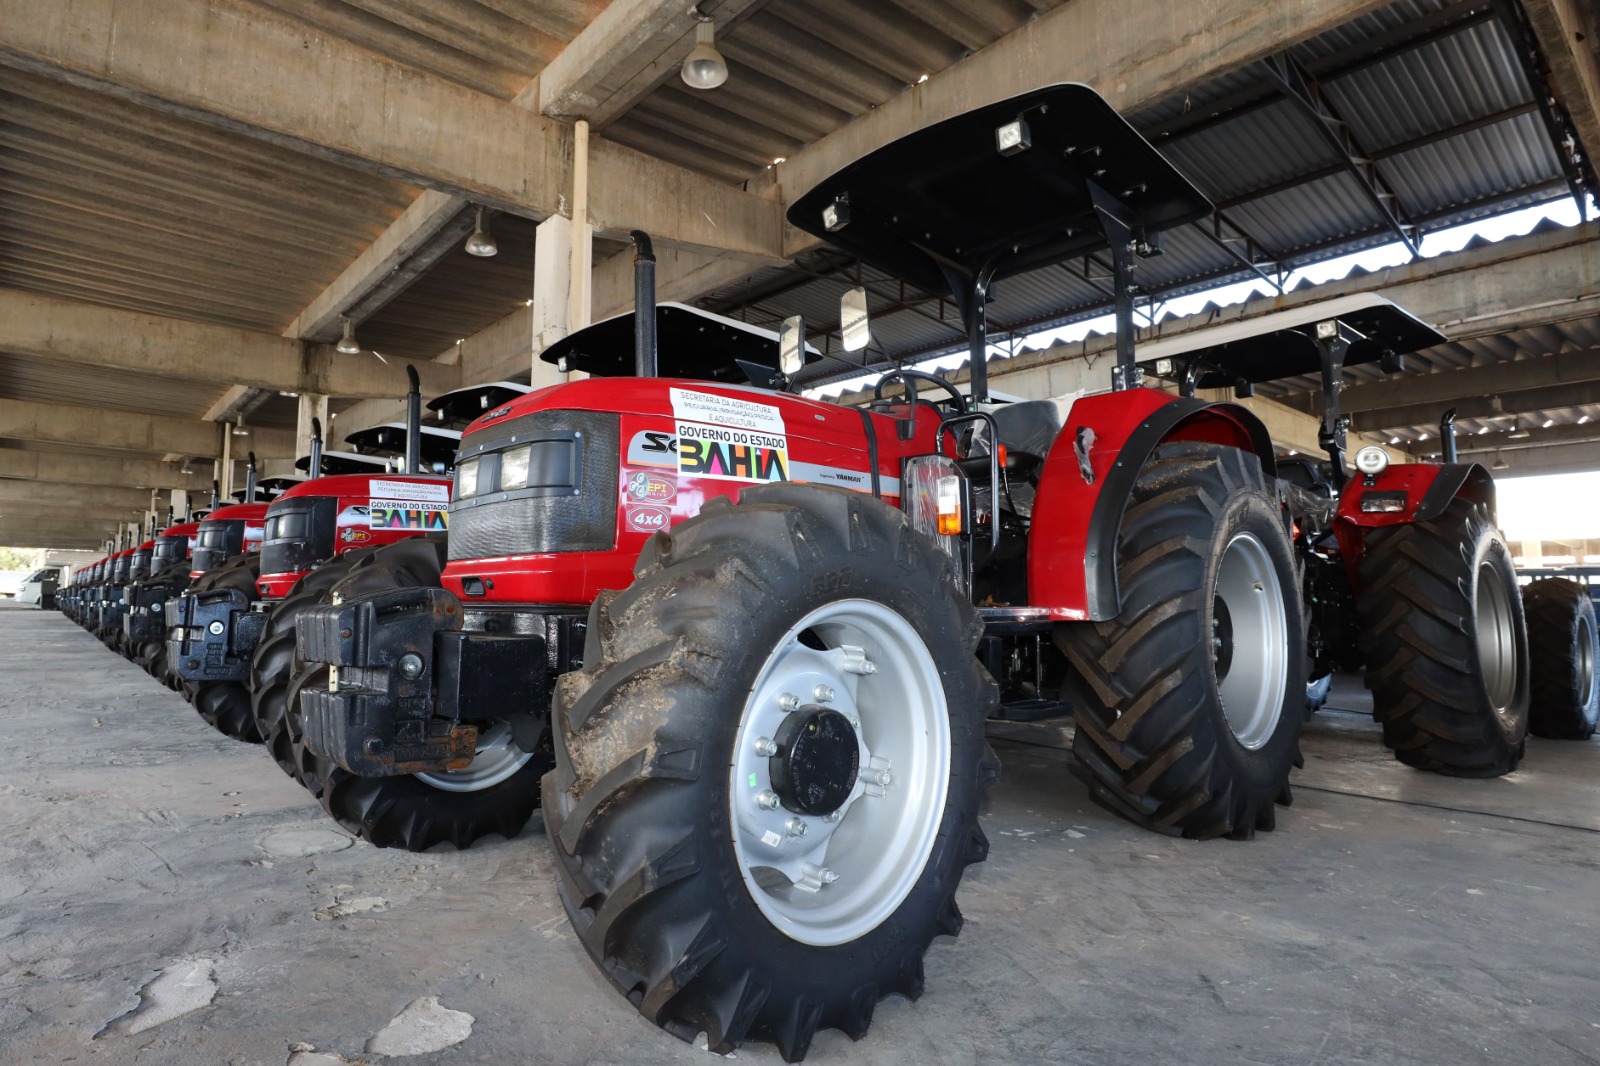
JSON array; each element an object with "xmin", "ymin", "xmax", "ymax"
[{"xmin": 872, "ymin": 369, "xmax": 968, "ymax": 416}]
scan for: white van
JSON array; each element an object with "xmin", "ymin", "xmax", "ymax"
[{"xmin": 16, "ymin": 567, "xmax": 62, "ymax": 608}]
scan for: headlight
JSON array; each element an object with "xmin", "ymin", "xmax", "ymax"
[
  {"xmin": 499, "ymin": 445, "xmax": 531, "ymax": 489},
  {"xmin": 456, "ymin": 457, "xmax": 480, "ymax": 498},
  {"xmin": 1354, "ymin": 446, "xmax": 1390, "ymax": 476}
]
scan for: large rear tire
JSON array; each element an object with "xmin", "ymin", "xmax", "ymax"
[
  {"xmin": 1357, "ymin": 498, "xmax": 1529, "ymax": 775},
  {"xmin": 1522, "ymin": 577, "xmax": 1599, "ymax": 740},
  {"xmin": 544, "ymin": 484, "xmax": 996, "ymax": 1061},
  {"xmin": 251, "ymin": 548, "xmax": 378, "ymax": 781},
  {"xmin": 185, "ymin": 554, "xmax": 264, "ymax": 741},
  {"xmin": 1055, "ymin": 442, "xmax": 1304, "ymax": 840},
  {"xmin": 299, "ymin": 538, "xmax": 549, "ymax": 851}
]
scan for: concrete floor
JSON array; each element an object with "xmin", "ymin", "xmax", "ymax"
[{"xmin": 2, "ymin": 600, "xmax": 1598, "ymax": 1066}]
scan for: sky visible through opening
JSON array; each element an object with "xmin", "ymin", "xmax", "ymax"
[{"xmin": 806, "ymin": 196, "xmax": 1600, "ymax": 545}]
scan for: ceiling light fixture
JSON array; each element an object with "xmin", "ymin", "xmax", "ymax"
[
  {"xmin": 1492, "ymin": 452, "xmax": 1509, "ymax": 471},
  {"xmin": 1542, "ymin": 418, "xmax": 1556, "ymax": 429},
  {"xmin": 1508, "ymin": 419, "xmax": 1530, "ymax": 440},
  {"xmin": 232, "ymin": 416, "xmax": 251, "ymax": 437},
  {"xmin": 336, "ymin": 316, "xmax": 362, "ymax": 355},
  {"xmin": 464, "ymin": 206, "xmax": 498, "ymax": 257},
  {"xmin": 681, "ymin": 15, "xmax": 729, "ymax": 90}
]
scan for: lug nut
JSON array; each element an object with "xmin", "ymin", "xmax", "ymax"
[
  {"xmin": 785, "ymin": 816, "xmax": 807, "ymax": 838},
  {"xmin": 824, "ymin": 809, "xmax": 843, "ymax": 823},
  {"xmin": 778, "ymin": 692, "xmax": 799, "ymax": 712},
  {"xmin": 756, "ymin": 790, "xmax": 780, "ymax": 810},
  {"xmin": 813, "ymin": 684, "xmax": 835, "ymax": 703},
  {"xmin": 755, "ymin": 736, "xmax": 778, "ymax": 757},
  {"xmin": 397, "ymin": 653, "xmax": 424, "ymax": 680},
  {"xmin": 820, "ymin": 867, "xmax": 839, "ymax": 883}
]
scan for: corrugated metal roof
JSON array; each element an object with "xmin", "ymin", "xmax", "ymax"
[{"xmin": 708, "ymin": 0, "xmax": 1585, "ymax": 381}]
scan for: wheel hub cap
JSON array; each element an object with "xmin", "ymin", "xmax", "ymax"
[{"xmin": 771, "ymin": 708, "xmax": 860, "ymax": 816}]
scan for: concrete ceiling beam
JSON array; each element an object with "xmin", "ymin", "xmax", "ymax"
[
  {"xmin": 534, "ymin": 0, "xmax": 768, "ymax": 126},
  {"xmin": 1338, "ymin": 347, "xmax": 1600, "ymax": 416},
  {"xmin": 1521, "ymin": 0, "xmax": 1600, "ymax": 179},
  {"xmin": 1351, "ymin": 379, "xmax": 1600, "ymax": 431},
  {"xmin": 0, "ymin": 449, "xmax": 213, "ymax": 491},
  {"xmin": 0, "ymin": 0, "xmax": 783, "ymax": 260},
  {"xmin": 0, "ymin": 288, "xmax": 460, "ymax": 400},
  {"xmin": 0, "ymin": 480, "xmax": 166, "ymax": 512},
  {"xmin": 0, "ymin": 397, "xmax": 296, "ymax": 459}
]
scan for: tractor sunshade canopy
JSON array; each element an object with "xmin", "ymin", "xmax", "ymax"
[
  {"xmin": 540, "ymin": 302, "xmax": 820, "ymax": 382},
  {"xmin": 342, "ymin": 423, "xmax": 461, "ymax": 468},
  {"xmin": 427, "ymin": 382, "xmax": 532, "ymax": 425},
  {"xmin": 786, "ymin": 83, "xmax": 1213, "ymax": 295},
  {"xmin": 294, "ymin": 450, "xmax": 393, "ymax": 475},
  {"xmin": 1137, "ymin": 294, "xmax": 1447, "ymax": 388}
]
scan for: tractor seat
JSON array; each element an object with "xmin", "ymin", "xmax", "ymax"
[
  {"xmin": 1277, "ymin": 457, "xmax": 1338, "ymax": 499},
  {"xmin": 986, "ymin": 398, "xmax": 1074, "ymax": 465}
]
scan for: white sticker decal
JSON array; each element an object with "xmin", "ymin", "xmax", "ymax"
[
  {"xmin": 676, "ymin": 421, "xmax": 789, "ymax": 483},
  {"xmin": 670, "ymin": 388, "xmax": 786, "ymax": 434},
  {"xmin": 368, "ymin": 479, "xmax": 451, "ymax": 504}
]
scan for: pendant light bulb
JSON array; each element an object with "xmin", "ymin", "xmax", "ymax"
[
  {"xmin": 681, "ymin": 18, "xmax": 729, "ymax": 90},
  {"xmin": 336, "ymin": 316, "xmax": 362, "ymax": 355},
  {"xmin": 464, "ymin": 206, "xmax": 498, "ymax": 257}
]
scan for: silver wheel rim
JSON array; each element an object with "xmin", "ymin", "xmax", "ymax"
[
  {"xmin": 1475, "ymin": 562, "xmax": 1518, "ymax": 713},
  {"xmin": 1213, "ymin": 531, "xmax": 1289, "ymax": 750},
  {"xmin": 413, "ymin": 721, "xmax": 532, "ymax": 793},
  {"xmin": 729, "ymin": 599, "xmax": 951, "ymax": 947}
]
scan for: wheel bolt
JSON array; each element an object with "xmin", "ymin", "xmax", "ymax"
[
  {"xmin": 756, "ymin": 790, "xmax": 780, "ymax": 810},
  {"xmin": 754, "ymin": 736, "xmax": 777, "ymax": 757},
  {"xmin": 813, "ymin": 684, "xmax": 835, "ymax": 703},
  {"xmin": 821, "ymin": 867, "xmax": 838, "ymax": 883},
  {"xmin": 824, "ymin": 809, "xmax": 843, "ymax": 823},
  {"xmin": 785, "ymin": 816, "xmax": 807, "ymax": 837},
  {"xmin": 778, "ymin": 692, "xmax": 799, "ymax": 712},
  {"xmin": 397, "ymin": 653, "xmax": 424, "ymax": 680}
]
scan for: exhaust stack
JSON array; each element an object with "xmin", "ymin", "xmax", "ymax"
[
  {"xmin": 631, "ymin": 230, "xmax": 657, "ymax": 378},
  {"xmin": 1439, "ymin": 407, "xmax": 1458, "ymax": 464},
  {"xmin": 405, "ymin": 365, "xmax": 422, "ymax": 475},
  {"xmin": 211, "ymin": 480, "xmax": 220, "ymax": 509},
  {"xmin": 309, "ymin": 416, "xmax": 324, "ymax": 478},
  {"xmin": 245, "ymin": 452, "xmax": 258, "ymax": 503}
]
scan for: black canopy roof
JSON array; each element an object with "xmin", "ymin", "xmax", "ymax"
[
  {"xmin": 787, "ymin": 83, "xmax": 1213, "ymax": 297},
  {"xmin": 342, "ymin": 423, "xmax": 460, "ymax": 467},
  {"xmin": 427, "ymin": 382, "xmax": 531, "ymax": 426},
  {"xmin": 1137, "ymin": 294, "xmax": 1447, "ymax": 388},
  {"xmin": 540, "ymin": 302, "xmax": 819, "ymax": 382}
]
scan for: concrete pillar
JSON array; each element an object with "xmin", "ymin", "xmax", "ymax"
[
  {"xmin": 532, "ymin": 214, "xmax": 572, "ymax": 359},
  {"xmin": 1520, "ymin": 539, "xmax": 1543, "ymax": 568},
  {"xmin": 171, "ymin": 489, "xmax": 190, "ymax": 520},
  {"xmin": 296, "ymin": 392, "xmax": 330, "ymax": 465},
  {"xmin": 569, "ymin": 119, "xmax": 593, "ymax": 332},
  {"xmin": 219, "ymin": 425, "xmax": 234, "ymax": 499}
]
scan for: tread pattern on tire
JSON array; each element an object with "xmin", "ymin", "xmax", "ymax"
[
  {"xmin": 543, "ymin": 483, "xmax": 997, "ymax": 1062},
  {"xmin": 1356, "ymin": 497, "xmax": 1529, "ymax": 775},
  {"xmin": 299, "ymin": 537, "xmax": 549, "ymax": 852},
  {"xmin": 1056, "ymin": 442, "xmax": 1305, "ymax": 841},
  {"xmin": 186, "ymin": 553, "xmax": 264, "ymax": 741},
  {"xmin": 1522, "ymin": 576, "xmax": 1599, "ymax": 740}
]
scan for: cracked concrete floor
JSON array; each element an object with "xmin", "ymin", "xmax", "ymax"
[{"xmin": 2, "ymin": 600, "xmax": 1599, "ymax": 1065}]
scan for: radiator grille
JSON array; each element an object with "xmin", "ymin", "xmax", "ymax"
[{"xmin": 449, "ymin": 409, "xmax": 619, "ymax": 562}]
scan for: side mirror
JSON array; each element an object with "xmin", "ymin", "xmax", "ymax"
[
  {"xmin": 779, "ymin": 316, "xmax": 806, "ymax": 377},
  {"xmin": 841, "ymin": 287, "xmax": 871, "ymax": 352}
]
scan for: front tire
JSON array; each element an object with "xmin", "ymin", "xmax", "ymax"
[
  {"xmin": 1056, "ymin": 442, "xmax": 1305, "ymax": 840},
  {"xmin": 1522, "ymin": 577, "xmax": 1599, "ymax": 740},
  {"xmin": 303, "ymin": 538, "xmax": 550, "ymax": 851},
  {"xmin": 1357, "ymin": 498, "xmax": 1529, "ymax": 775},
  {"xmin": 186, "ymin": 554, "xmax": 264, "ymax": 741},
  {"xmin": 543, "ymin": 484, "xmax": 996, "ymax": 1061}
]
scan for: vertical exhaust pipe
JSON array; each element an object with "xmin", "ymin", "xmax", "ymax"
[
  {"xmin": 309, "ymin": 416, "xmax": 324, "ymax": 478},
  {"xmin": 404, "ymin": 365, "xmax": 422, "ymax": 475},
  {"xmin": 245, "ymin": 452, "xmax": 258, "ymax": 503},
  {"xmin": 631, "ymin": 230, "xmax": 657, "ymax": 378},
  {"xmin": 211, "ymin": 480, "xmax": 220, "ymax": 509},
  {"xmin": 1439, "ymin": 407, "xmax": 1458, "ymax": 464}
]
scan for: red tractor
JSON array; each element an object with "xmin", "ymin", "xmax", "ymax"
[
  {"xmin": 291, "ymin": 84, "xmax": 1327, "ymax": 1059},
  {"xmin": 122, "ymin": 511, "xmax": 203, "ymax": 685},
  {"xmin": 1132, "ymin": 295, "xmax": 1531, "ymax": 775}
]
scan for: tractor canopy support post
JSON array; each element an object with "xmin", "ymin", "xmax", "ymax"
[
  {"xmin": 404, "ymin": 365, "xmax": 422, "ymax": 475},
  {"xmin": 1088, "ymin": 181, "xmax": 1142, "ymax": 391},
  {"xmin": 1315, "ymin": 319, "xmax": 1360, "ymax": 479},
  {"xmin": 309, "ymin": 416, "xmax": 324, "ymax": 478},
  {"xmin": 1439, "ymin": 407, "xmax": 1458, "ymax": 463},
  {"xmin": 631, "ymin": 231, "xmax": 657, "ymax": 378}
]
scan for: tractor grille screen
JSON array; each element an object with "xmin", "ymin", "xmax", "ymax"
[
  {"xmin": 449, "ymin": 409, "xmax": 619, "ymax": 562},
  {"xmin": 129, "ymin": 548, "xmax": 153, "ymax": 582},
  {"xmin": 192, "ymin": 520, "xmax": 244, "ymax": 574},
  {"xmin": 261, "ymin": 497, "xmax": 337, "ymax": 576},
  {"xmin": 153, "ymin": 536, "xmax": 187, "ymax": 569}
]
